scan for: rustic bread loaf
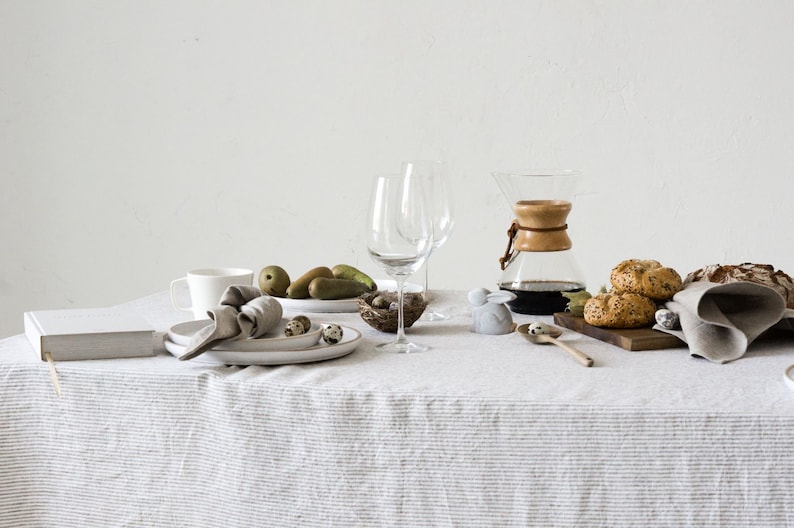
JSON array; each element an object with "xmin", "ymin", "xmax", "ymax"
[
  {"xmin": 583, "ymin": 292, "xmax": 657, "ymax": 328},
  {"xmin": 610, "ymin": 259, "xmax": 683, "ymax": 301},
  {"xmin": 684, "ymin": 263, "xmax": 794, "ymax": 309}
]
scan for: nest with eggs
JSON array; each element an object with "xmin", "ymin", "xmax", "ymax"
[{"xmin": 357, "ymin": 290, "xmax": 427, "ymax": 333}]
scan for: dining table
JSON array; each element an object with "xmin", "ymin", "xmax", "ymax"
[{"xmin": 1, "ymin": 289, "xmax": 793, "ymax": 527}]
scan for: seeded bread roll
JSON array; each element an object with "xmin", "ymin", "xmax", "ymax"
[
  {"xmin": 583, "ymin": 292, "xmax": 657, "ymax": 328},
  {"xmin": 684, "ymin": 263, "xmax": 794, "ymax": 309},
  {"xmin": 610, "ymin": 259, "xmax": 683, "ymax": 301}
]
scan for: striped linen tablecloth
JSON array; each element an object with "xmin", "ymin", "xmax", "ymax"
[{"xmin": 1, "ymin": 290, "xmax": 794, "ymax": 527}]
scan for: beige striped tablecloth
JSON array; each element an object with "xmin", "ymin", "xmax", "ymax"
[{"xmin": 1, "ymin": 290, "xmax": 794, "ymax": 527}]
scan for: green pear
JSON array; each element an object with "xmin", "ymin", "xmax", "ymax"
[{"xmin": 258, "ymin": 265, "xmax": 291, "ymax": 297}]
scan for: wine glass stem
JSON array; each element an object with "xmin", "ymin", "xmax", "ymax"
[
  {"xmin": 395, "ymin": 278, "xmax": 408, "ymax": 345},
  {"xmin": 423, "ymin": 263, "xmax": 431, "ymax": 304}
]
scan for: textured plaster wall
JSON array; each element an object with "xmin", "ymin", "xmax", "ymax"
[{"xmin": 1, "ymin": 1, "xmax": 793, "ymax": 338}]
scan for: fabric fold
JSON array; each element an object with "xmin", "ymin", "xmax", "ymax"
[
  {"xmin": 654, "ymin": 281, "xmax": 789, "ymax": 363},
  {"xmin": 179, "ymin": 285, "xmax": 283, "ymax": 361}
]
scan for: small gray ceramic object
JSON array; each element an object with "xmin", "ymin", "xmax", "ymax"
[{"xmin": 468, "ymin": 288, "xmax": 518, "ymax": 335}]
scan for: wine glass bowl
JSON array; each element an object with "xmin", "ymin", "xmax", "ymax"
[
  {"xmin": 402, "ymin": 161, "xmax": 455, "ymax": 321},
  {"xmin": 366, "ymin": 174, "xmax": 434, "ymax": 353}
]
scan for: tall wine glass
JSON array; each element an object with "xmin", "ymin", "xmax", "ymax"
[
  {"xmin": 367, "ymin": 173, "xmax": 435, "ymax": 353},
  {"xmin": 402, "ymin": 161, "xmax": 455, "ymax": 321}
]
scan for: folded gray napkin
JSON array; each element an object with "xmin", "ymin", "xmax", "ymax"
[
  {"xmin": 179, "ymin": 285, "xmax": 283, "ymax": 361},
  {"xmin": 654, "ymin": 281, "xmax": 792, "ymax": 363}
]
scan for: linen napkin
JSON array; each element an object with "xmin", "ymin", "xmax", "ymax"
[
  {"xmin": 654, "ymin": 281, "xmax": 792, "ymax": 363},
  {"xmin": 179, "ymin": 285, "xmax": 283, "ymax": 361}
]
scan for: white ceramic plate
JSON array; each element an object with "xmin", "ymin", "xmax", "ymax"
[
  {"xmin": 163, "ymin": 325, "xmax": 361, "ymax": 365},
  {"xmin": 784, "ymin": 364, "xmax": 794, "ymax": 393},
  {"xmin": 167, "ymin": 319, "xmax": 322, "ymax": 351},
  {"xmin": 275, "ymin": 280, "xmax": 421, "ymax": 313},
  {"xmin": 277, "ymin": 296, "xmax": 359, "ymax": 313}
]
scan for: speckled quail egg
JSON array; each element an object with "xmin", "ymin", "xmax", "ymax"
[
  {"xmin": 291, "ymin": 315, "xmax": 312, "ymax": 332},
  {"xmin": 528, "ymin": 321, "xmax": 551, "ymax": 335},
  {"xmin": 371, "ymin": 295, "xmax": 390, "ymax": 309},
  {"xmin": 322, "ymin": 324, "xmax": 344, "ymax": 344},
  {"xmin": 655, "ymin": 309, "xmax": 679, "ymax": 330},
  {"xmin": 284, "ymin": 320, "xmax": 306, "ymax": 337}
]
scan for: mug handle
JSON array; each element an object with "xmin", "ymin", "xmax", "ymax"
[{"xmin": 170, "ymin": 278, "xmax": 192, "ymax": 312}]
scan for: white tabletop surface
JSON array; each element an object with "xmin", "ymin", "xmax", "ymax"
[{"xmin": 6, "ymin": 290, "xmax": 794, "ymax": 413}]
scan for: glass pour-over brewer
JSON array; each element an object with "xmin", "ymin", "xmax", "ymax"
[{"xmin": 493, "ymin": 170, "xmax": 586, "ymax": 315}]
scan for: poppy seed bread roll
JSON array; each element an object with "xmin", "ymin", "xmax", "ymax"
[
  {"xmin": 583, "ymin": 292, "xmax": 657, "ymax": 328},
  {"xmin": 609, "ymin": 259, "xmax": 683, "ymax": 301}
]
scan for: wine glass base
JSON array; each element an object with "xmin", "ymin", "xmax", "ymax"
[
  {"xmin": 375, "ymin": 340, "xmax": 429, "ymax": 354},
  {"xmin": 420, "ymin": 310, "xmax": 448, "ymax": 321}
]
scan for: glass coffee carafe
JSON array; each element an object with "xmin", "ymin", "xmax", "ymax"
[{"xmin": 493, "ymin": 170, "xmax": 586, "ymax": 315}]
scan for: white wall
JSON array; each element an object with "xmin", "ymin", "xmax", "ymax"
[{"xmin": 2, "ymin": 1, "xmax": 793, "ymax": 338}]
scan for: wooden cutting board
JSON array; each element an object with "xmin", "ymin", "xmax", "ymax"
[{"xmin": 553, "ymin": 312, "xmax": 685, "ymax": 351}]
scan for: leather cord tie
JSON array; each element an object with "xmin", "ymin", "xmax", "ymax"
[
  {"xmin": 516, "ymin": 224, "xmax": 568, "ymax": 232},
  {"xmin": 499, "ymin": 222, "xmax": 569, "ymax": 270}
]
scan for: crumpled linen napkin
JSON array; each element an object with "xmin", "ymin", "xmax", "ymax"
[
  {"xmin": 654, "ymin": 281, "xmax": 794, "ymax": 363},
  {"xmin": 179, "ymin": 285, "xmax": 283, "ymax": 361}
]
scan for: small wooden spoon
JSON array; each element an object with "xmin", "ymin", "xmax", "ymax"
[{"xmin": 516, "ymin": 323, "xmax": 594, "ymax": 367}]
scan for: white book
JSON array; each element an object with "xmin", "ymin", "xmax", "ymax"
[{"xmin": 24, "ymin": 307, "xmax": 156, "ymax": 361}]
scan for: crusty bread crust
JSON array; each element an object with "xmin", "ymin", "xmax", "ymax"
[
  {"xmin": 583, "ymin": 292, "xmax": 657, "ymax": 328},
  {"xmin": 610, "ymin": 259, "xmax": 683, "ymax": 301},
  {"xmin": 684, "ymin": 263, "xmax": 794, "ymax": 309}
]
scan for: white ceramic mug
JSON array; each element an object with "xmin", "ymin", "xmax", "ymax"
[{"xmin": 170, "ymin": 267, "xmax": 254, "ymax": 320}]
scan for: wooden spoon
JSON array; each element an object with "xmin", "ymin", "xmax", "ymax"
[{"xmin": 516, "ymin": 323, "xmax": 594, "ymax": 367}]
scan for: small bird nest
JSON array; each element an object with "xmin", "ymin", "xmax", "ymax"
[{"xmin": 357, "ymin": 290, "xmax": 427, "ymax": 333}]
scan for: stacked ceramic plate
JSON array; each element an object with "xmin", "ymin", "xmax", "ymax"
[{"xmin": 163, "ymin": 319, "xmax": 361, "ymax": 365}]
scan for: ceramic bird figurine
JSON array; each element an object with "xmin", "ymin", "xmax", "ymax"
[{"xmin": 468, "ymin": 288, "xmax": 518, "ymax": 335}]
